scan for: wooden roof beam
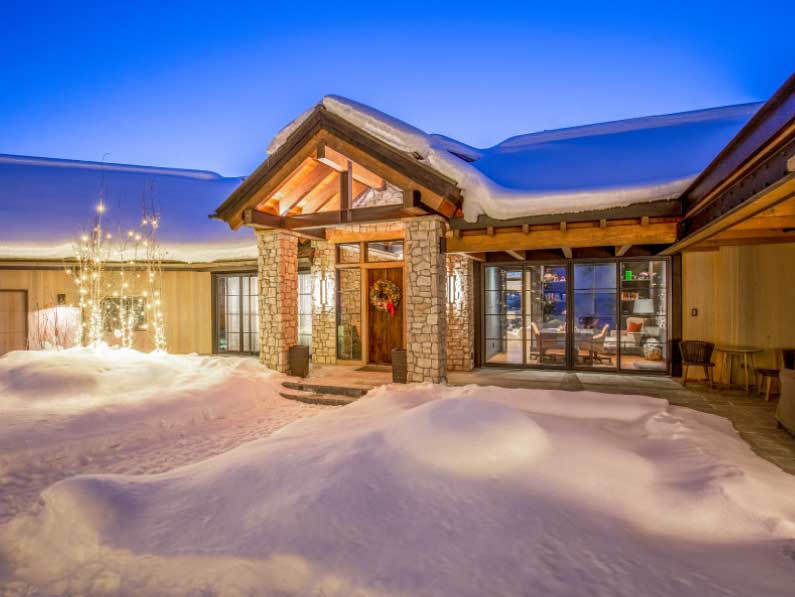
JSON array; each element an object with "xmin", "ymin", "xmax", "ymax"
[
  {"xmin": 447, "ymin": 221, "xmax": 677, "ymax": 253},
  {"xmin": 561, "ymin": 247, "xmax": 573, "ymax": 259},
  {"xmin": 317, "ymin": 141, "xmax": 384, "ymax": 189},
  {"xmin": 506, "ymin": 250, "xmax": 525, "ymax": 260},
  {"xmin": 615, "ymin": 244, "xmax": 632, "ymax": 257},
  {"xmin": 298, "ymin": 171, "xmax": 340, "ymax": 213},
  {"xmin": 275, "ymin": 160, "xmax": 335, "ymax": 215}
]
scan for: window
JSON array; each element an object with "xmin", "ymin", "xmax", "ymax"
[
  {"xmin": 619, "ymin": 261, "xmax": 667, "ymax": 372},
  {"xmin": 101, "ymin": 297, "xmax": 147, "ymax": 332},
  {"xmin": 336, "ymin": 268, "xmax": 362, "ymax": 360},
  {"xmin": 366, "ymin": 240, "xmax": 403, "ymax": 262},
  {"xmin": 298, "ymin": 271, "xmax": 312, "ymax": 347},
  {"xmin": 337, "ymin": 243, "xmax": 361, "ymax": 264},
  {"xmin": 215, "ymin": 273, "xmax": 259, "ymax": 354}
]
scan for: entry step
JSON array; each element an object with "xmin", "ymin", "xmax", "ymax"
[
  {"xmin": 279, "ymin": 391, "xmax": 357, "ymax": 406},
  {"xmin": 282, "ymin": 381, "xmax": 367, "ymax": 398}
]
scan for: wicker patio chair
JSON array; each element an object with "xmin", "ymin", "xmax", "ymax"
[{"xmin": 679, "ymin": 340, "xmax": 715, "ymax": 387}]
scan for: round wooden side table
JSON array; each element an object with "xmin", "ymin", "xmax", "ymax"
[{"xmin": 715, "ymin": 345, "xmax": 763, "ymax": 394}]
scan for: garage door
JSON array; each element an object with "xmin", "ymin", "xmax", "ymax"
[{"xmin": 0, "ymin": 290, "xmax": 27, "ymax": 355}]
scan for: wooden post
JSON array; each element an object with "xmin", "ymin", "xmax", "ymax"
[{"xmin": 339, "ymin": 161, "xmax": 353, "ymax": 223}]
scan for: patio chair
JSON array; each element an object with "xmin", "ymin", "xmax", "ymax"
[
  {"xmin": 756, "ymin": 348, "xmax": 795, "ymax": 401},
  {"xmin": 578, "ymin": 324, "xmax": 611, "ymax": 365},
  {"xmin": 679, "ymin": 340, "xmax": 715, "ymax": 387}
]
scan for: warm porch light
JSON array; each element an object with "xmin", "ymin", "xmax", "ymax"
[
  {"xmin": 447, "ymin": 274, "xmax": 459, "ymax": 304},
  {"xmin": 320, "ymin": 275, "xmax": 329, "ymax": 306}
]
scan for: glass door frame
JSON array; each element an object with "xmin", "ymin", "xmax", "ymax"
[
  {"xmin": 211, "ymin": 270, "xmax": 259, "ymax": 355},
  {"xmin": 479, "ymin": 256, "xmax": 672, "ymax": 374}
]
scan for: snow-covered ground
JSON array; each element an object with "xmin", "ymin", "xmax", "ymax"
[
  {"xmin": 0, "ymin": 347, "xmax": 329, "ymax": 527},
  {"xmin": 1, "ymin": 349, "xmax": 795, "ymax": 596}
]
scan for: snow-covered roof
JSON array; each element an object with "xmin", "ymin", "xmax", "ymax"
[
  {"xmin": 271, "ymin": 96, "xmax": 761, "ymax": 221},
  {"xmin": 0, "ymin": 154, "xmax": 255, "ymax": 263}
]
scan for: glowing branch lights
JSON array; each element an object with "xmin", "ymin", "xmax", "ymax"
[{"xmin": 67, "ymin": 192, "xmax": 167, "ymax": 352}]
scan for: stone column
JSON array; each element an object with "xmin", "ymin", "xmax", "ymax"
[
  {"xmin": 446, "ymin": 254, "xmax": 475, "ymax": 371},
  {"xmin": 257, "ymin": 230, "xmax": 298, "ymax": 373},
  {"xmin": 404, "ymin": 216, "xmax": 448, "ymax": 383},
  {"xmin": 310, "ymin": 239, "xmax": 336, "ymax": 364}
]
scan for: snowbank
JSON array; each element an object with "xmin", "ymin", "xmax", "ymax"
[
  {"xmin": 0, "ymin": 346, "xmax": 281, "ymax": 452},
  {"xmin": 3, "ymin": 381, "xmax": 795, "ymax": 596},
  {"xmin": 270, "ymin": 96, "xmax": 759, "ymax": 222}
]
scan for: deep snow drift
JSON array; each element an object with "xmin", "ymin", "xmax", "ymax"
[
  {"xmin": 2, "ymin": 374, "xmax": 795, "ymax": 596},
  {"xmin": 0, "ymin": 347, "xmax": 329, "ymax": 526}
]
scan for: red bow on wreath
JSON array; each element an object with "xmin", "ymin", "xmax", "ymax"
[{"xmin": 370, "ymin": 279, "xmax": 401, "ymax": 318}]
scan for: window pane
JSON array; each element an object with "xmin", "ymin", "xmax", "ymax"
[
  {"xmin": 524, "ymin": 265, "xmax": 567, "ymax": 367},
  {"xmin": 337, "ymin": 243, "xmax": 361, "ymax": 264},
  {"xmin": 337, "ymin": 268, "xmax": 362, "ymax": 360},
  {"xmin": 367, "ymin": 240, "xmax": 404, "ymax": 262},
  {"xmin": 227, "ymin": 276, "xmax": 239, "ymax": 296},
  {"xmin": 297, "ymin": 271, "xmax": 312, "ymax": 347},
  {"xmin": 573, "ymin": 263, "xmax": 616, "ymax": 370},
  {"xmin": 620, "ymin": 260, "xmax": 668, "ymax": 372}
]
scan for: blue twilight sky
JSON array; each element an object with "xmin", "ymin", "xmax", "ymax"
[{"xmin": 1, "ymin": 1, "xmax": 793, "ymax": 176}]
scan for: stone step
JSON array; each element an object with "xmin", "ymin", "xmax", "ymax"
[
  {"xmin": 282, "ymin": 381, "xmax": 367, "ymax": 398},
  {"xmin": 278, "ymin": 391, "xmax": 356, "ymax": 407}
]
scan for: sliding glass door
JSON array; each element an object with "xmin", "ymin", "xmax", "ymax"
[
  {"xmin": 484, "ymin": 264, "xmax": 567, "ymax": 366},
  {"xmin": 572, "ymin": 263, "xmax": 617, "ymax": 370},
  {"xmin": 525, "ymin": 265, "xmax": 567, "ymax": 367},
  {"xmin": 482, "ymin": 259, "xmax": 669, "ymax": 372},
  {"xmin": 484, "ymin": 265, "xmax": 523, "ymax": 364},
  {"xmin": 618, "ymin": 260, "xmax": 668, "ymax": 372}
]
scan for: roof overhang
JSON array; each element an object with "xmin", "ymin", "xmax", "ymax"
[
  {"xmin": 668, "ymin": 71, "xmax": 795, "ymax": 252},
  {"xmin": 212, "ymin": 105, "xmax": 463, "ymax": 231}
]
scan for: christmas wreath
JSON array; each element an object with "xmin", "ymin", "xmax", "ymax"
[{"xmin": 370, "ymin": 279, "xmax": 401, "ymax": 316}]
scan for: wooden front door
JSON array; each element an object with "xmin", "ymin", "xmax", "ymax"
[
  {"xmin": 0, "ymin": 290, "xmax": 27, "ymax": 356},
  {"xmin": 368, "ymin": 268, "xmax": 404, "ymax": 364}
]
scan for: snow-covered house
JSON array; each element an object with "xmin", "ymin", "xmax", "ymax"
[
  {"xmin": 2, "ymin": 72, "xmax": 794, "ymax": 382},
  {"xmin": 213, "ymin": 73, "xmax": 795, "ymax": 382},
  {"xmin": 0, "ymin": 155, "xmax": 256, "ymax": 354}
]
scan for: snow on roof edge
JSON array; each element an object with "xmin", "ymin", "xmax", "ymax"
[
  {"xmin": 493, "ymin": 102, "xmax": 763, "ymax": 151},
  {"xmin": 0, "ymin": 153, "xmax": 230, "ymax": 182}
]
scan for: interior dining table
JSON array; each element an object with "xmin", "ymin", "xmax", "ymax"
[{"xmin": 715, "ymin": 345, "xmax": 763, "ymax": 394}]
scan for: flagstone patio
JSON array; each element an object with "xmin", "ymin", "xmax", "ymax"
[{"xmin": 307, "ymin": 365, "xmax": 795, "ymax": 475}]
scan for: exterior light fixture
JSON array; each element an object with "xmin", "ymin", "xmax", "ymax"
[
  {"xmin": 447, "ymin": 274, "xmax": 458, "ymax": 305},
  {"xmin": 319, "ymin": 275, "xmax": 329, "ymax": 306}
]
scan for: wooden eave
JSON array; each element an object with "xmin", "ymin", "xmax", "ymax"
[
  {"xmin": 448, "ymin": 199, "xmax": 682, "ymax": 231},
  {"xmin": 211, "ymin": 106, "xmax": 463, "ymax": 230},
  {"xmin": 683, "ymin": 72, "xmax": 795, "ymax": 215},
  {"xmin": 446, "ymin": 216, "xmax": 679, "ymax": 255}
]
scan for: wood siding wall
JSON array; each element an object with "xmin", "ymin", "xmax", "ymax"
[
  {"xmin": 0, "ymin": 268, "xmax": 212, "ymax": 354},
  {"xmin": 682, "ymin": 243, "xmax": 795, "ymax": 377}
]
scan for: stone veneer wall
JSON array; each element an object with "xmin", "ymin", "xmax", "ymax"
[
  {"xmin": 310, "ymin": 239, "xmax": 336, "ymax": 364},
  {"xmin": 446, "ymin": 254, "xmax": 475, "ymax": 371},
  {"xmin": 404, "ymin": 217, "xmax": 448, "ymax": 383},
  {"xmin": 257, "ymin": 230, "xmax": 298, "ymax": 373}
]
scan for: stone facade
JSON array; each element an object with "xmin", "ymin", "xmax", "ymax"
[
  {"xmin": 310, "ymin": 239, "xmax": 336, "ymax": 364},
  {"xmin": 404, "ymin": 217, "xmax": 448, "ymax": 383},
  {"xmin": 256, "ymin": 230, "xmax": 298, "ymax": 373},
  {"xmin": 446, "ymin": 254, "xmax": 475, "ymax": 371}
]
